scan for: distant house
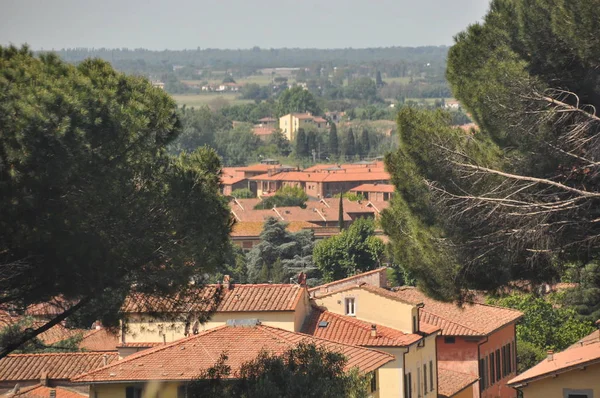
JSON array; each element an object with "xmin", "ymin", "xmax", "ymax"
[
  {"xmin": 350, "ymin": 183, "xmax": 395, "ymax": 201},
  {"xmin": 325, "ymin": 111, "xmax": 346, "ymax": 124},
  {"xmin": 252, "ymin": 125, "xmax": 277, "ymax": 141},
  {"xmin": 150, "ymin": 81, "xmax": 165, "ymax": 90},
  {"xmin": 445, "ymin": 99, "xmax": 461, "ymax": 109},
  {"xmin": 279, "ymin": 113, "xmax": 328, "ymax": 141},
  {"xmin": 508, "ymin": 330, "xmax": 600, "ymax": 398}
]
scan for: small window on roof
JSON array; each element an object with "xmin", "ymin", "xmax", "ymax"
[{"xmin": 318, "ymin": 321, "xmax": 329, "ymax": 328}]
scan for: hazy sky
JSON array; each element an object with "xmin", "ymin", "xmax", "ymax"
[{"xmin": 1, "ymin": 0, "xmax": 490, "ymax": 50}]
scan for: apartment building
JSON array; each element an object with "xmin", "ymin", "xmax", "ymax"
[{"xmin": 279, "ymin": 113, "xmax": 328, "ymax": 141}]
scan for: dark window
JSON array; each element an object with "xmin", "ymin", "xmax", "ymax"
[
  {"xmin": 479, "ymin": 358, "xmax": 486, "ymax": 390},
  {"xmin": 370, "ymin": 372, "xmax": 377, "ymax": 392},
  {"xmin": 404, "ymin": 372, "xmax": 412, "ymax": 398},
  {"xmin": 429, "ymin": 360, "xmax": 434, "ymax": 391},
  {"xmin": 496, "ymin": 349, "xmax": 501, "ymax": 381},
  {"xmin": 444, "ymin": 336, "xmax": 456, "ymax": 344},
  {"xmin": 177, "ymin": 385, "xmax": 187, "ymax": 398},
  {"xmin": 423, "ymin": 363, "xmax": 427, "ymax": 393},
  {"xmin": 490, "ymin": 352, "xmax": 495, "ymax": 384},
  {"xmin": 126, "ymin": 387, "xmax": 142, "ymax": 398},
  {"xmin": 508, "ymin": 342, "xmax": 514, "ymax": 373},
  {"xmin": 413, "ymin": 316, "xmax": 418, "ymax": 333}
]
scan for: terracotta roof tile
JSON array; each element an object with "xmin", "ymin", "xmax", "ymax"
[
  {"xmin": 0, "ymin": 352, "xmax": 118, "ymax": 381},
  {"xmin": 438, "ymin": 368, "xmax": 478, "ymax": 397},
  {"xmin": 509, "ymin": 341, "xmax": 600, "ymax": 386},
  {"xmin": 122, "ymin": 284, "xmax": 305, "ymax": 313},
  {"xmin": 116, "ymin": 342, "xmax": 163, "ymax": 348},
  {"xmin": 308, "ymin": 268, "xmax": 387, "ymax": 294},
  {"xmin": 350, "ymin": 184, "xmax": 395, "ymax": 193},
  {"xmin": 249, "ymin": 170, "xmax": 390, "ymax": 183},
  {"xmin": 391, "ymin": 287, "xmax": 523, "ymax": 336},
  {"xmin": 253, "ymin": 126, "xmax": 276, "ymax": 136},
  {"xmin": 569, "ymin": 329, "xmax": 600, "ymax": 349},
  {"xmin": 302, "ymin": 309, "xmax": 422, "ymax": 347},
  {"xmin": 79, "ymin": 329, "xmax": 119, "ymax": 352},
  {"xmin": 231, "ymin": 221, "xmax": 318, "ymax": 237},
  {"xmin": 36, "ymin": 323, "xmax": 87, "ymax": 346},
  {"xmin": 8, "ymin": 385, "xmax": 87, "ymax": 398},
  {"xmin": 73, "ymin": 325, "xmax": 394, "ymax": 382}
]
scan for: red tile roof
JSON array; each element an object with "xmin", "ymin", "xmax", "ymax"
[
  {"xmin": 122, "ymin": 284, "xmax": 306, "ymax": 313},
  {"xmin": 79, "ymin": 328, "xmax": 119, "ymax": 352},
  {"xmin": 0, "ymin": 352, "xmax": 118, "ymax": 381},
  {"xmin": 569, "ymin": 329, "xmax": 600, "ymax": 349},
  {"xmin": 509, "ymin": 341, "xmax": 600, "ymax": 386},
  {"xmin": 302, "ymin": 309, "xmax": 422, "ymax": 347},
  {"xmin": 231, "ymin": 221, "xmax": 318, "ymax": 238},
  {"xmin": 7, "ymin": 385, "xmax": 87, "ymax": 398},
  {"xmin": 438, "ymin": 368, "xmax": 479, "ymax": 397},
  {"xmin": 350, "ymin": 183, "xmax": 395, "ymax": 193},
  {"xmin": 250, "ymin": 170, "xmax": 390, "ymax": 183},
  {"xmin": 253, "ymin": 126, "xmax": 276, "ymax": 136},
  {"xmin": 391, "ymin": 287, "xmax": 523, "ymax": 336},
  {"xmin": 308, "ymin": 268, "xmax": 387, "ymax": 294},
  {"xmin": 73, "ymin": 325, "xmax": 394, "ymax": 382},
  {"xmin": 116, "ymin": 342, "xmax": 163, "ymax": 348},
  {"xmin": 37, "ymin": 323, "xmax": 88, "ymax": 346}
]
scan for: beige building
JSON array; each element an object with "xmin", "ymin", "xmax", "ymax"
[
  {"xmin": 508, "ymin": 330, "xmax": 600, "ymax": 398},
  {"xmin": 279, "ymin": 113, "xmax": 327, "ymax": 141}
]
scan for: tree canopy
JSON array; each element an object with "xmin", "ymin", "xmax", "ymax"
[
  {"xmin": 0, "ymin": 46, "xmax": 231, "ymax": 357},
  {"xmin": 382, "ymin": 0, "xmax": 600, "ymax": 300},
  {"xmin": 276, "ymin": 87, "xmax": 321, "ymax": 117},
  {"xmin": 187, "ymin": 342, "xmax": 369, "ymax": 398}
]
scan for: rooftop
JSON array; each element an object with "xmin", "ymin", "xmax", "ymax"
[
  {"xmin": 250, "ymin": 170, "xmax": 390, "ymax": 184},
  {"xmin": 0, "ymin": 352, "xmax": 118, "ymax": 382},
  {"xmin": 122, "ymin": 284, "xmax": 306, "ymax": 313},
  {"xmin": 509, "ymin": 341, "xmax": 600, "ymax": 386},
  {"xmin": 302, "ymin": 308, "xmax": 422, "ymax": 347},
  {"xmin": 73, "ymin": 324, "xmax": 394, "ymax": 383},
  {"xmin": 230, "ymin": 220, "xmax": 318, "ymax": 238},
  {"xmin": 5, "ymin": 385, "xmax": 88, "ymax": 398},
  {"xmin": 438, "ymin": 368, "xmax": 479, "ymax": 398},
  {"xmin": 391, "ymin": 287, "xmax": 523, "ymax": 336},
  {"xmin": 350, "ymin": 183, "xmax": 395, "ymax": 194}
]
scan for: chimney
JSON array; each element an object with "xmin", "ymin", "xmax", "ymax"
[
  {"xmin": 298, "ymin": 272, "xmax": 307, "ymax": 286},
  {"xmin": 49, "ymin": 390, "xmax": 56, "ymax": 398},
  {"xmin": 102, "ymin": 353, "xmax": 109, "ymax": 367},
  {"xmin": 547, "ymin": 350, "xmax": 554, "ymax": 361},
  {"xmin": 95, "ymin": 320, "xmax": 103, "ymax": 330},
  {"xmin": 223, "ymin": 275, "xmax": 232, "ymax": 290},
  {"xmin": 370, "ymin": 325, "xmax": 377, "ymax": 338},
  {"xmin": 40, "ymin": 371, "xmax": 48, "ymax": 386}
]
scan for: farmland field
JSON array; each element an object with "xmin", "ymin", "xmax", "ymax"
[{"xmin": 170, "ymin": 93, "xmax": 254, "ymax": 108}]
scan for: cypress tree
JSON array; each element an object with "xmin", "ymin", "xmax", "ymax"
[
  {"xmin": 345, "ymin": 128, "xmax": 355, "ymax": 157},
  {"xmin": 328, "ymin": 123, "xmax": 339, "ymax": 157},
  {"xmin": 361, "ymin": 129, "xmax": 370, "ymax": 157},
  {"xmin": 295, "ymin": 128, "xmax": 307, "ymax": 158}
]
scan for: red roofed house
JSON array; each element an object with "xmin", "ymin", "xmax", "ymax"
[
  {"xmin": 73, "ymin": 323, "xmax": 394, "ymax": 398},
  {"xmin": 508, "ymin": 329, "xmax": 600, "ymax": 398},
  {"xmin": 0, "ymin": 352, "xmax": 118, "ymax": 394},
  {"xmin": 392, "ymin": 287, "xmax": 523, "ymax": 398},
  {"xmin": 350, "ymin": 183, "xmax": 396, "ymax": 202}
]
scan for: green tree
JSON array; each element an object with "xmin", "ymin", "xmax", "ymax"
[
  {"xmin": 269, "ymin": 129, "xmax": 292, "ymax": 155},
  {"xmin": 375, "ymin": 71, "xmax": 384, "ymax": 88},
  {"xmin": 187, "ymin": 342, "xmax": 369, "ymax": 398},
  {"xmin": 222, "ymin": 75, "xmax": 236, "ymax": 84},
  {"xmin": 360, "ymin": 129, "xmax": 370, "ymax": 157},
  {"xmin": 246, "ymin": 218, "xmax": 316, "ymax": 283},
  {"xmin": 171, "ymin": 106, "xmax": 230, "ymax": 153},
  {"xmin": 314, "ymin": 218, "xmax": 385, "ymax": 282},
  {"xmin": 214, "ymin": 123, "xmax": 262, "ymax": 166},
  {"xmin": 230, "ymin": 188, "xmax": 255, "ymax": 199},
  {"xmin": 344, "ymin": 128, "xmax": 356, "ymax": 157},
  {"xmin": 0, "ymin": 46, "xmax": 232, "ymax": 357},
  {"xmin": 338, "ymin": 193, "xmax": 345, "ymax": 231},
  {"xmin": 255, "ymin": 186, "xmax": 309, "ymax": 210},
  {"xmin": 328, "ymin": 123, "xmax": 339, "ymax": 157},
  {"xmin": 276, "ymin": 87, "xmax": 321, "ymax": 117},
  {"xmin": 560, "ymin": 262, "xmax": 600, "ymax": 322},
  {"xmin": 383, "ymin": 0, "xmax": 600, "ymax": 299},
  {"xmin": 295, "ymin": 128, "xmax": 308, "ymax": 158},
  {"xmin": 345, "ymin": 77, "xmax": 378, "ymax": 102}
]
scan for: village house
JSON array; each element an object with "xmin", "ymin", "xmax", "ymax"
[
  {"xmin": 279, "ymin": 113, "xmax": 328, "ymax": 141},
  {"xmin": 350, "ymin": 183, "xmax": 395, "ymax": 202},
  {"xmin": 392, "ymin": 287, "xmax": 523, "ymax": 398},
  {"xmin": 220, "ymin": 162, "xmax": 283, "ymax": 196},
  {"xmin": 508, "ymin": 329, "xmax": 600, "ymax": 398},
  {"xmin": 73, "ymin": 323, "xmax": 394, "ymax": 398}
]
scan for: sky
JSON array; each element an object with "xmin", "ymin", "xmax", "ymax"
[{"xmin": 1, "ymin": 0, "xmax": 490, "ymax": 50}]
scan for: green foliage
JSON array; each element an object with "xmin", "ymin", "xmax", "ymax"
[
  {"xmin": 314, "ymin": 218, "xmax": 385, "ymax": 282},
  {"xmin": 345, "ymin": 77, "xmax": 379, "ymax": 102},
  {"xmin": 214, "ymin": 124, "xmax": 262, "ymax": 166},
  {"xmin": 295, "ymin": 128, "xmax": 308, "ymax": 158},
  {"xmin": 0, "ymin": 317, "xmax": 82, "ymax": 354},
  {"xmin": 255, "ymin": 186, "xmax": 309, "ymax": 210},
  {"xmin": 187, "ymin": 342, "xmax": 369, "ymax": 398},
  {"xmin": 276, "ymin": 87, "xmax": 321, "ymax": 117},
  {"xmin": 344, "ymin": 129, "xmax": 356, "ymax": 157},
  {"xmin": 516, "ymin": 341, "xmax": 546, "ymax": 374},
  {"xmin": 561, "ymin": 262, "xmax": 600, "ymax": 322},
  {"xmin": 246, "ymin": 218, "xmax": 316, "ymax": 283},
  {"xmin": 230, "ymin": 188, "xmax": 255, "ymax": 199},
  {"xmin": 0, "ymin": 46, "xmax": 231, "ymax": 354},
  {"xmin": 488, "ymin": 294, "xmax": 594, "ymax": 352},
  {"xmin": 328, "ymin": 123, "xmax": 339, "ymax": 157}
]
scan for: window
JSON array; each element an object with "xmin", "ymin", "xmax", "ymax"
[
  {"xmin": 423, "ymin": 363, "xmax": 427, "ymax": 393},
  {"xmin": 404, "ymin": 372, "xmax": 412, "ymax": 398},
  {"xmin": 345, "ymin": 297, "xmax": 356, "ymax": 316},
  {"xmin": 444, "ymin": 336, "xmax": 456, "ymax": 344},
  {"xmin": 370, "ymin": 371, "xmax": 377, "ymax": 393},
  {"xmin": 126, "ymin": 387, "xmax": 143, "ymax": 398},
  {"xmin": 429, "ymin": 360, "xmax": 434, "ymax": 392},
  {"xmin": 490, "ymin": 352, "xmax": 495, "ymax": 384},
  {"xmin": 413, "ymin": 315, "xmax": 419, "ymax": 333},
  {"xmin": 417, "ymin": 367, "xmax": 422, "ymax": 397},
  {"xmin": 177, "ymin": 385, "xmax": 187, "ymax": 398},
  {"xmin": 564, "ymin": 389, "xmax": 593, "ymax": 398},
  {"xmin": 479, "ymin": 358, "xmax": 486, "ymax": 390},
  {"xmin": 495, "ymin": 349, "xmax": 501, "ymax": 381}
]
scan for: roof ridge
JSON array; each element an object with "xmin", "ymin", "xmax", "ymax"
[
  {"xmin": 72, "ymin": 326, "xmax": 229, "ymax": 381},
  {"xmin": 6, "ymin": 351, "xmax": 117, "ymax": 358},
  {"xmin": 309, "ymin": 268, "xmax": 387, "ymax": 292},
  {"xmin": 420, "ymin": 309, "xmax": 481, "ymax": 335},
  {"xmin": 259, "ymin": 324, "xmax": 395, "ymax": 359}
]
